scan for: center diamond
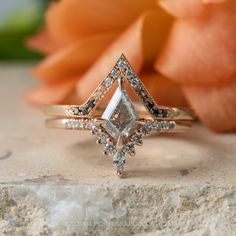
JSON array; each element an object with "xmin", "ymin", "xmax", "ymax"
[{"xmin": 101, "ymin": 86, "xmax": 139, "ymax": 146}]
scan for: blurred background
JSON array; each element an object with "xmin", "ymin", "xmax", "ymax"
[{"xmin": 0, "ymin": 0, "xmax": 46, "ymax": 60}]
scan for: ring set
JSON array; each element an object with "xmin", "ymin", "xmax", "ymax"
[{"xmin": 45, "ymin": 54, "xmax": 194, "ymax": 176}]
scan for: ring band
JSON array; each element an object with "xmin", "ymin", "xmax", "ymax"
[
  {"xmin": 46, "ymin": 118, "xmax": 191, "ymax": 132},
  {"xmin": 44, "ymin": 54, "xmax": 195, "ymax": 176},
  {"xmin": 44, "ymin": 104, "xmax": 194, "ymax": 121}
]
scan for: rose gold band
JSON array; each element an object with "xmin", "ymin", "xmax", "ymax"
[
  {"xmin": 46, "ymin": 118, "xmax": 192, "ymax": 132},
  {"xmin": 44, "ymin": 104, "xmax": 195, "ymax": 121}
]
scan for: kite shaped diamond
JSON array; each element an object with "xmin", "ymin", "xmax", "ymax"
[{"xmin": 101, "ymin": 86, "xmax": 139, "ymax": 144}]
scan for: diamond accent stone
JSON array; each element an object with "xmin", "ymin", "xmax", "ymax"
[
  {"xmin": 101, "ymin": 86, "xmax": 139, "ymax": 144},
  {"xmin": 78, "ymin": 119, "xmax": 84, "ymax": 128},
  {"xmin": 161, "ymin": 121, "xmax": 175, "ymax": 130},
  {"xmin": 130, "ymin": 77, "xmax": 140, "ymax": 88},
  {"xmin": 86, "ymin": 121, "xmax": 94, "ymax": 130},
  {"xmin": 91, "ymin": 125, "xmax": 100, "ymax": 134},
  {"xmin": 65, "ymin": 119, "xmax": 78, "ymax": 129},
  {"xmin": 162, "ymin": 121, "xmax": 170, "ymax": 130},
  {"xmin": 82, "ymin": 108, "xmax": 89, "ymax": 115},
  {"xmin": 86, "ymin": 99, "xmax": 95, "ymax": 109},
  {"xmin": 97, "ymin": 133, "xmax": 109, "ymax": 144},
  {"xmin": 130, "ymin": 133, "xmax": 142, "ymax": 146},
  {"xmin": 111, "ymin": 69, "xmax": 120, "ymax": 79},
  {"xmin": 125, "ymin": 68, "xmax": 133, "ymax": 79},
  {"xmin": 153, "ymin": 108, "xmax": 168, "ymax": 118},
  {"xmin": 112, "ymin": 152, "xmax": 126, "ymax": 172},
  {"xmin": 123, "ymin": 143, "xmax": 135, "ymax": 156},
  {"xmin": 104, "ymin": 77, "xmax": 114, "ymax": 87},
  {"xmin": 72, "ymin": 107, "xmax": 81, "ymax": 115},
  {"xmin": 153, "ymin": 120, "xmax": 161, "ymax": 131},
  {"xmin": 139, "ymin": 120, "xmax": 153, "ymax": 135},
  {"xmin": 117, "ymin": 59, "xmax": 127, "ymax": 70},
  {"xmin": 104, "ymin": 144, "xmax": 117, "ymax": 156}
]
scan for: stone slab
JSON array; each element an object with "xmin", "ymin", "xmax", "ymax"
[{"xmin": 0, "ymin": 63, "xmax": 236, "ymax": 235}]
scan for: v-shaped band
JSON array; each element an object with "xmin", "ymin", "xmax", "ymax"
[{"xmin": 44, "ymin": 54, "xmax": 194, "ymax": 121}]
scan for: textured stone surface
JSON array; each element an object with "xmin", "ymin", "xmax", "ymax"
[
  {"xmin": 1, "ymin": 181, "xmax": 236, "ymax": 236},
  {"xmin": 0, "ymin": 64, "xmax": 236, "ymax": 235}
]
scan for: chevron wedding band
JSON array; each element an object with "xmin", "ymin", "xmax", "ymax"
[{"xmin": 44, "ymin": 54, "xmax": 195, "ymax": 176}]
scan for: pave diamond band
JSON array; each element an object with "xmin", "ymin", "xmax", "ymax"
[
  {"xmin": 44, "ymin": 54, "xmax": 195, "ymax": 176},
  {"xmin": 46, "ymin": 118, "xmax": 191, "ymax": 132},
  {"xmin": 46, "ymin": 117, "xmax": 191, "ymax": 175}
]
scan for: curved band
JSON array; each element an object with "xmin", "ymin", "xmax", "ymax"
[
  {"xmin": 44, "ymin": 104, "xmax": 194, "ymax": 121},
  {"xmin": 46, "ymin": 118, "xmax": 192, "ymax": 133}
]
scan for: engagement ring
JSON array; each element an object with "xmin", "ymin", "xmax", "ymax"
[{"xmin": 44, "ymin": 54, "xmax": 194, "ymax": 176}]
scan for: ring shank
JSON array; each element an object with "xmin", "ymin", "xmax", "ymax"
[
  {"xmin": 44, "ymin": 104, "xmax": 195, "ymax": 121},
  {"xmin": 46, "ymin": 118, "xmax": 192, "ymax": 133}
]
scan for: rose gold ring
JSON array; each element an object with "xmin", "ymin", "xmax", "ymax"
[{"xmin": 44, "ymin": 54, "xmax": 195, "ymax": 176}]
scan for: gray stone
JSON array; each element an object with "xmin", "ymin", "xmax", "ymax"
[
  {"xmin": 102, "ymin": 86, "xmax": 139, "ymax": 143},
  {"xmin": 1, "ymin": 182, "xmax": 236, "ymax": 236},
  {"xmin": 1, "ymin": 64, "xmax": 236, "ymax": 235}
]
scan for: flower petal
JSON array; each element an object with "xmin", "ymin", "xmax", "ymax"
[
  {"xmin": 33, "ymin": 32, "xmax": 118, "ymax": 82},
  {"xmin": 26, "ymin": 28, "xmax": 63, "ymax": 54},
  {"xmin": 156, "ymin": 0, "xmax": 236, "ymax": 86},
  {"xmin": 141, "ymin": 73, "xmax": 187, "ymax": 107},
  {"xmin": 26, "ymin": 79, "xmax": 78, "ymax": 106},
  {"xmin": 46, "ymin": 0, "xmax": 158, "ymax": 44},
  {"xmin": 76, "ymin": 10, "xmax": 172, "ymax": 101},
  {"xmin": 158, "ymin": 0, "xmax": 228, "ymax": 18},
  {"xmin": 158, "ymin": 0, "xmax": 204, "ymax": 18},
  {"xmin": 183, "ymin": 79, "xmax": 236, "ymax": 132},
  {"xmin": 203, "ymin": 0, "xmax": 227, "ymax": 3}
]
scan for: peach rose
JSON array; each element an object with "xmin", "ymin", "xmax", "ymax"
[{"xmin": 27, "ymin": 0, "xmax": 236, "ymax": 132}]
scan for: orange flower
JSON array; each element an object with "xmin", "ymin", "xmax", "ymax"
[
  {"xmin": 26, "ymin": 0, "xmax": 183, "ymax": 105},
  {"xmin": 27, "ymin": 0, "xmax": 236, "ymax": 132}
]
